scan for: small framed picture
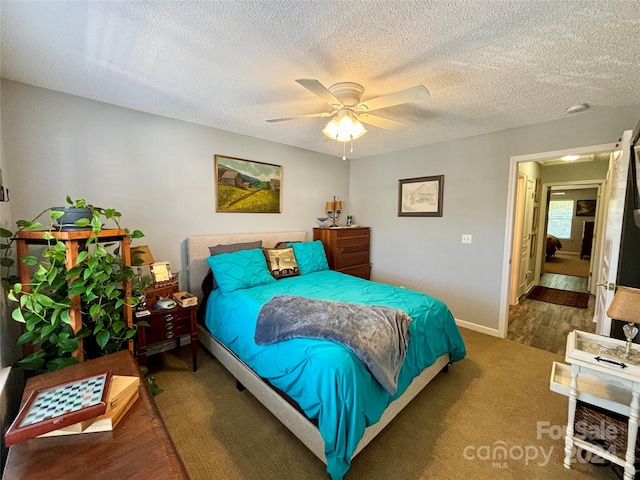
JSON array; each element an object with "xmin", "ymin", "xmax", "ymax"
[
  {"xmin": 398, "ymin": 175, "xmax": 444, "ymax": 217},
  {"xmin": 150, "ymin": 262, "xmax": 172, "ymax": 284},
  {"xmin": 576, "ymin": 199, "xmax": 596, "ymax": 216}
]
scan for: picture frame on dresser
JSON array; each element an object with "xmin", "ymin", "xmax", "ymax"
[{"xmin": 398, "ymin": 175, "xmax": 444, "ymax": 217}]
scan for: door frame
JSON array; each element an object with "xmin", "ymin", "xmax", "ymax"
[{"xmin": 498, "ymin": 142, "xmax": 617, "ymax": 338}]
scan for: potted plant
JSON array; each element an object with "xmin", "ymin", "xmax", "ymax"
[{"xmin": 1, "ymin": 196, "xmax": 147, "ymax": 372}]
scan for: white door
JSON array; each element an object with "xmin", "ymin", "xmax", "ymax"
[
  {"xmin": 517, "ymin": 177, "xmax": 535, "ymax": 298},
  {"xmin": 509, "ymin": 175, "xmax": 526, "ymax": 304},
  {"xmin": 595, "ymin": 130, "xmax": 632, "ymax": 336}
]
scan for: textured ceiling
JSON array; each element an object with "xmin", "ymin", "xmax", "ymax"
[{"xmin": 1, "ymin": 1, "xmax": 639, "ymax": 159}]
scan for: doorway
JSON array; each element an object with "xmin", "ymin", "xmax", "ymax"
[
  {"xmin": 540, "ymin": 182, "xmax": 601, "ymax": 294},
  {"xmin": 498, "ymin": 142, "xmax": 618, "ymax": 353}
]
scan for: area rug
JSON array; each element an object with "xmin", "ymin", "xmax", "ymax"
[{"xmin": 527, "ymin": 285, "xmax": 589, "ymax": 309}]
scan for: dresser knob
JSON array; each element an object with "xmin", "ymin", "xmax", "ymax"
[
  {"xmin": 165, "ymin": 323, "xmax": 174, "ymax": 331},
  {"xmin": 164, "ymin": 314, "xmax": 174, "ymax": 321},
  {"xmin": 166, "ymin": 332, "xmax": 174, "ymax": 339}
]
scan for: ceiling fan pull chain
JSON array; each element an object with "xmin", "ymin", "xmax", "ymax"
[
  {"xmin": 343, "ymin": 142, "xmax": 347, "ymax": 161},
  {"xmin": 350, "ymin": 136, "xmax": 354, "ymax": 153}
]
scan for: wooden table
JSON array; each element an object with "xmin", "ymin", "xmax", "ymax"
[{"xmin": 3, "ymin": 350, "xmax": 189, "ymax": 480}]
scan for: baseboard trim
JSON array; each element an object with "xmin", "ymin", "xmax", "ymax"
[{"xmin": 455, "ymin": 318, "xmax": 502, "ymax": 338}]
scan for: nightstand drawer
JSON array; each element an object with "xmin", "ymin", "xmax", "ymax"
[
  {"xmin": 148, "ymin": 308, "xmax": 191, "ymax": 327},
  {"xmin": 147, "ymin": 322, "xmax": 191, "ymax": 343},
  {"xmin": 146, "ymin": 308, "xmax": 192, "ymax": 343}
]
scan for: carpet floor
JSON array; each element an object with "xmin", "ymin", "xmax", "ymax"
[
  {"xmin": 545, "ymin": 252, "xmax": 590, "ymax": 278},
  {"xmin": 527, "ymin": 286, "xmax": 590, "ymax": 309},
  {"xmin": 149, "ymin": 329, "xmax": 621, "ymax": 480}
]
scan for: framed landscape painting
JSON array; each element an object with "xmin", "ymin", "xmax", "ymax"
[
  {"xmin": 398, "ymin": 175, "xmax": 444, "ymax": 217},
  {"xmin": 215, "ymin": 155, "xmax": 282, "ymax": 213},
  {"xmin": 576, "ymin": 199, "xmax": 596, "ymax": 217}
]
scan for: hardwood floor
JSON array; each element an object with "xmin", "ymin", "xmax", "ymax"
[
  {"xmin": 539, "ymin": 271, "xmax": 588, "ymax": 292},
  {"xmin": 507, "ymin": 273, "xmax": 596, "ymax": 356}
]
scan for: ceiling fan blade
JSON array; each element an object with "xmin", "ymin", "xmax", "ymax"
[
  {"xmin": 357, "ymin": 113, "xmax": 410, "ymax": 132},
  {"xmin": 266, "ymin": 111, "xmax": 335, "ymax": 122},
  {"xmin": 357, "ymin": 85, "xmax": 430, "ymax": 112},
  {"xmin": 296, "ymin": 79, "xmax": 344, "ymax": 108}
]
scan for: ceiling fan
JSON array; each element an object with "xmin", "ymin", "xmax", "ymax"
[{"xmin": 266, "ymin": 79, "xmax": 430, "ymax": 143}]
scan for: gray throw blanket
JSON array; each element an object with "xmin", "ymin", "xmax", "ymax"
[{"xmin": 254, "ymin": 295, "xmax": 412, "ymax": 395}]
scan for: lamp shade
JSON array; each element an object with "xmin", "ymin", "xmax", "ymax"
[
  {"xmin": 326, "ymin": 201, "xmax": 335, "ymax": 211},
  {"xmin": 322, "ymin": 115, "xmax": 367, "ymax": 142},
  {"xmin": 131, "ymin": 245, "xmax": 155, "ymax": 266},
  {"xmin": 335, "ymin": 201, "xmax": 343, "ymax": 211},
  {"xmin": 607, "ymin": 286, "xmax": 640, "ymax": 323}
]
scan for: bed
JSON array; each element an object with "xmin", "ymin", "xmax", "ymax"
[
  {"xmin": 546, "ymin": 234, "xmax": 563, "ymax": 259},
  {"xmin": 186, "ymin": 231, "xmax": 466, "ymax": 479}
]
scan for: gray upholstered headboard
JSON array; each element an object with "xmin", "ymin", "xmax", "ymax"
[{"xmin": 186, "ymin": 231, "xmax": 308, "ymax": 300}]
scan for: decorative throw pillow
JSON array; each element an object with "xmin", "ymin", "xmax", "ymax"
[
  {"xmin": 206, "ymin": 241, "xmax": 263, "ymax": 290},
  {"xmin": 288, "ymin": 240, "xmax": 329, "ymax": 275},
  {"xmin": 207, "ymin": 248, "xmax": 275, "ymax": 294},
  {"xmin": 263, "ymin": 247, "xmax": 300, "ymax": 279}
]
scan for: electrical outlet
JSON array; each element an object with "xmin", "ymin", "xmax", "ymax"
[{"xmin": 461, "ymin": 234, "xmax": 472, "ymax": 244}]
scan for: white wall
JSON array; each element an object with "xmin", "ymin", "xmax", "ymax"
[
  {"xmin": 349, "ymin": 105, "xmax": 640, "ymax": 332},
  {"xmin": 2, "ymin": 79, "xmax": 639, "ymax": 335},
  {"xmin": 1, "ymin": 80, "xmax": 350, "ymax": 286},
  {"xmin": 0, "ymin": 78, "xmax": 22, "ymax": 469}
]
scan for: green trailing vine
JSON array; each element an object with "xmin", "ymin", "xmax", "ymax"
[{"xmin": 1, "ymin": 196, "xmax": 148, "ymax": 372}]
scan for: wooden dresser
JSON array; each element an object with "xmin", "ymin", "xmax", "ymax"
[
  {"xmin": 313, "ymin": 227, "xmax": 371, "ymax": 280},
  {"xmin": 3, "ymin": 350, "xmax": 189, "ymax": 480}
]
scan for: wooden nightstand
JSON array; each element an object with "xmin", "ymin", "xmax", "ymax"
[{"xmin": 137, "ymin": 303, "xmax": 198, "ymax": 372}]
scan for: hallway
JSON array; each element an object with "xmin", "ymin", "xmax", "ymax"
[{"xmin": 507, "ymin": 273, "xmax": 596, "ymax": 355}]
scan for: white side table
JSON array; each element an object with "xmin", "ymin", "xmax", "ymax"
[{"xmin": 550, "ymin": 330, "xmax": 640, "ymax": 480}]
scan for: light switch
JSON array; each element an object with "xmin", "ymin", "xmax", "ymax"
[{"xmin": 461, "ymin": 234, "xmax": 472, "ymax": 244}]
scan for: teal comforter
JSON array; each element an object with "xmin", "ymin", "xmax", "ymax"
[{"xmin": 205, "ymin": 270, "xmax": 466, "ymax": 479}]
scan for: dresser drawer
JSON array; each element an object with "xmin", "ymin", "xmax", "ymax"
[
  {"xmin": 334, "ymin": 250, "xmax": 370, "ymax": 269},
  {"xmin": 338, "ymin": 264, "xmax": 371, "ymax": 280},
  {"xmin": 334, "ymin": 235, "xmax": 369, "ymax": 253},
  {"xmin": 334, "ymin": 227, "xmax": 370, "ymax": 239}
]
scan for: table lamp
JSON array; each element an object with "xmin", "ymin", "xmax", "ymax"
[
  {"xmin": 326, "ymin": 195, "xmax": 342, "ymax": 227},
  {"xmin": 131, "ymin": 245, "xmax": 155, "ymax": 268},
  {"xmin": 607, "ymin": 286, "xmax": 640, "ymax": 356}
]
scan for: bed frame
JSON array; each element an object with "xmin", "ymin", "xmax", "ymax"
[{"xmin": 186, "ymin": 231, "xmax": 451, "ymax": 464}]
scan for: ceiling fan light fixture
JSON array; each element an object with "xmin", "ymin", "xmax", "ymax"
[{"xmin": 322, "ymin": 115, "xmax": 367, "ymax": 142}]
